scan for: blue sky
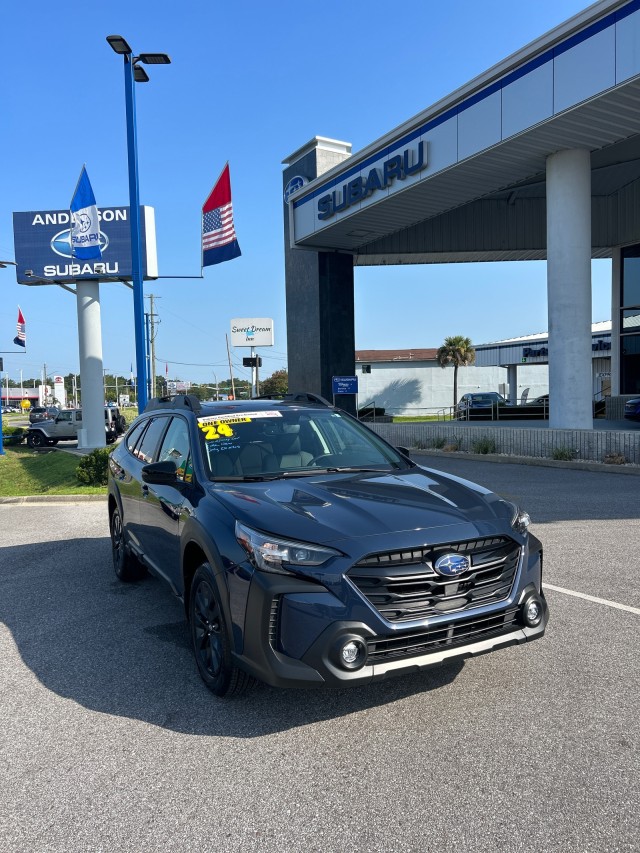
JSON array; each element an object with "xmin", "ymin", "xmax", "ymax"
[{"xmin": 0, "ymin": 0, "xmax": 612, "ymax": 387}]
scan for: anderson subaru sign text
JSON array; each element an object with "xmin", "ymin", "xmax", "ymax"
[{"xmin": 12, "ymin": 206, "xmax": 158, "ymax": 284}]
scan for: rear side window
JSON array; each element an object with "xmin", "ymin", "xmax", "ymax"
[{"xmin": 126, "ymin": 420, "xmax": 148, "ymax": 455}]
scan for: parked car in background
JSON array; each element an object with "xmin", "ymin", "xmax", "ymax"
[
  {"xmin": 456, "ymin": 392, "xmax": 510, "ymax": 419},
  {"xmin": 28, "ymin": 406, "xmax": 59, "ymax": 424},
  {"xmin": 26, "ymin": 406, "xmax": 126, "ymax": 447},
  {"xmin": 624, "ymin": 397, "xmax": 640, "ymax": 421},
  {"xmin": 107, "ymin": 393, "xmax": 547, "ymax": 697}
]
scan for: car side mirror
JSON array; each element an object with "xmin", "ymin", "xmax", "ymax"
[
  {"xmin": 141, "ymin": 460, "xmax": 178, "ymax": 485},
  {"xmin": 397, "ymin": 446, "xmax": 411, "ymax": 458}
]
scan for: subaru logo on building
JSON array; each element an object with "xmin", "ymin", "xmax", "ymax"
[
  {"xmin": 434, "ymin": 553, "xmax": 470, "ymax": 577},
  {"xmin": 50, "ymin": 228, "xmax": 109, "ymax": 258},
  {"xmin": 284, "ymin": 175, "xmax": 308, "ymax": 204}
]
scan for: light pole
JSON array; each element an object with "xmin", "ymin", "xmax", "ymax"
[{"xmin": 106, "ymin": 35, "xmax": 171, "ymax": 415}]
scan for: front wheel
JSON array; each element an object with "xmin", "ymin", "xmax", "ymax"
[
  {"xmin": 110, "ymin": 507, "xmax": 145, "ymax": 581},
  {"xmin": 189, "ymin": 563, "xmax": 255, "ymax": 697},
  {"xmin": 27, "ymin": 431, "xmax": 46, "ymax": 448}
]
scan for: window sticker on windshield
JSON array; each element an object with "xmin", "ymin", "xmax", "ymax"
[
  {"xmin": 199, "ymin": 410, "xmax": 283, "ymax": 424},
  {"xmin": 198, "ymin": 420, "xmax": 236, "ymax": 441},
  {"xmin": 198, "ymin": 415, "xmax": 251, "ymax": 428}
]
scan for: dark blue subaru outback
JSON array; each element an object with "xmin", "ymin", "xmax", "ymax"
[{"xmin": 108, "ymin": 394, "xmax": 547, "ymax": 696}]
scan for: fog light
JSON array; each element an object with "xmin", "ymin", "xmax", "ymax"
[
  {"xmin": 523, "ymin": 597, "xmax": 543, "ymax": 627},
  {"xmin": 338, "ymin": 638, "xmax": 367, "ymax": 670},
  {"xmin": 342, "ymin": 642, "xmax": 359, "ymax": 663}
]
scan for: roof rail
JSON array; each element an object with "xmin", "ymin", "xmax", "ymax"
[
  {"xmin": 252, "ymin": 391, "xmax": 333, "ymax": 407},
  {"xmin": 144, "ymin": 394, "xmax": 202, "ymax": 414}
]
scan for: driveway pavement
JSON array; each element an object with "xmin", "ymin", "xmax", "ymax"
[{"xmin": 0, "ymin": 459, "xmax": 638, "ymax": 852}]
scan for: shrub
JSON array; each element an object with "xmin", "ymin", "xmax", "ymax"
[
  {"xmin": 603, "ymin": 453, "xmax": 626, "ymax": 465},
  {"xmin": 551, "ymin": 446, "xmax": 577, "ymax": 461},
  {"xmin": 430, "ymin": 436, "xmax": 447, "ymax": 449},
  {"xmin": 76, "ymin": 447, "xmax": 113, "ymax": 486},
  {"xmin": 442, "ymin": 441, "xmax": 459, "ymax": 452},
  {"xmin": 471, "ymin": 436, "xmax": 497, "ymax": 455},
  {"xmin": 2, "ymin": 426, "xmax": 25, "ymax": 445}
]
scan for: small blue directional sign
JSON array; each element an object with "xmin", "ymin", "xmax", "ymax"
[{"xmin": 332, "ymin": 375, "xmax": 358, "ymax": 395}]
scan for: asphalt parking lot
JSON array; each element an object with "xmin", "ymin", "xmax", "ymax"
[{"xmin": 0, "ymin": 457, "xmax": 638, "ymax": 852}]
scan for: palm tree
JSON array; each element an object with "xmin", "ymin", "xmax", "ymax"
[{"xmin": 436, "ymin": 335, "xmax": 475, "ymax": 410}]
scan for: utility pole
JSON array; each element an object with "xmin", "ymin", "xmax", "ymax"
[
  {"xmin": 146, "ymin": 294, "xmax": 160, "ymax": 400},
  {"xmin": 226, "ymin": 334, "xmax": 236, "ymax": 400}
]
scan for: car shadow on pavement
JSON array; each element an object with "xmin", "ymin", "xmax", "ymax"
[{"xmin": 0, "ymin": 536, "xmax": 464, "ymax": 737}]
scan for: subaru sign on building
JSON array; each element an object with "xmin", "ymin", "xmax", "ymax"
[{"xmin": 12, "ymin": 206, "xmax": 158, "ymax": 284}]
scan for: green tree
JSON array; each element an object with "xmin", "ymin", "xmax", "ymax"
[
  {"xmin": 260, "ymin": 369, "xmax": 288, "ymax": 397},
  {"xmin": 436, "ymin": 335, "xmax": 475, "ymax": 408}
]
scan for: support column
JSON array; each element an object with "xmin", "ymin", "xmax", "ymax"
[
  {"xmin": 283, "ymin": 138, "xmax": 355, "ymax": 411},
  {"xmin": 610, "ymin": 247, "xmax": 621, "ymax": 396},
  {"xmin": 546, "ymin": 149, "xmax": 593, "ymax": 430},
  {"xmin": 506, "ymin": 365, "xmax": 518, "ymax": 404},
  {"xmin": 76, "ymin": 280, "xmax": 106, "ymax": 449}
]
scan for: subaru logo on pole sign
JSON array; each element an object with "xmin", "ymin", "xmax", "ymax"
[
  {"xmin": 50, "ymin": 228, "xmax": 110, "ymax": 258},
  {"xmin": 433, "ymin": 554, "xmax": 470, "ymax": 578},
  {"xmin": 284, "ymin": 176, "xmax": 308, "ymax": 204}
]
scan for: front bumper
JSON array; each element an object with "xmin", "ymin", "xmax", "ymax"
[{"xmin": 234, "ymin": 554, "xmax": 548, "ymax": 689}]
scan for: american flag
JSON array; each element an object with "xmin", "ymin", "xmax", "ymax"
[
  {"xmin": 13, "ymin": 306, "xmax": 26, "ymax": 348},
  {"xmin": 203, "ymin": 202, "xmax": 236, "ymax": 251},
  {"xmin": 202, "ymin": 163, "xmax": 241, "ymax": 268}
]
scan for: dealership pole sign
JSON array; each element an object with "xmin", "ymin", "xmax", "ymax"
[
  {"xmin": 230, "ymin": 318, "xmax": 274, "ymax": 347},
  {"xmin": 12, "ymin": 207, "xmax": 158, "ymax": 285}
]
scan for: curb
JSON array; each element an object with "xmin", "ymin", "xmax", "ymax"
[
  {"xmin": 410, "ymin": 448, "xmax": 640, "ymax": 475},
  {"xmin": 0, "ymin": 494, "xmax": 107, "ymax": 504}
]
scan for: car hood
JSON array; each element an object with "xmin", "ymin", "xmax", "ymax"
[{"xmin": 209, "ymin": 466, "xmax": 515, "ymax": 549}]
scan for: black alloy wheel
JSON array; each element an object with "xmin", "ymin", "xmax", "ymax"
[
  {"xmin": 27, "ymin": 431, "xmax": 46, "ymax": 448},
  {"xmin": 189, "ymin": 563, "xmax": 254, "ymax": 697},
  {"xmin": 110, "ymin": 507, "xmax": 145, "ymax": 581}
]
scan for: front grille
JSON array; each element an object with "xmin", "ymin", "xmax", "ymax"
[
  {"xmin": 367, "ymin": 607, "xmax": 521, "ymax": 663},
  {"xmin": 348, "ymin": 536, "xmax": 521, "ymax": 623}
]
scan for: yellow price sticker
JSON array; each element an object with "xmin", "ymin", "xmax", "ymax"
[{"xmin": 198, "ymin": 421, "xmax": 235, "ymax": 440}]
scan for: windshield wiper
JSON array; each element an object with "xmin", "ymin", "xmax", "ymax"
[
  {"xmin": 212, "ymin": 474, "xmax": 286, "ymax": 482},
  {"xmin": 308, "ymin": 465, "xmax": 401, "ymax": 474}
]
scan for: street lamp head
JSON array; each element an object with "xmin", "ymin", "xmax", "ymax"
[
  {"xmin": 138, "ymin": 53, "xmax": 171, "ymax": 65},
  {"xmin": 107, "ymin": 34, "xmax": 132, "ymax": 55},
  {"xmin": 133, "ymin": 65, "xmax": 150, "ymax": 83}
]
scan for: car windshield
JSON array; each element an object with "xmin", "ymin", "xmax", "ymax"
[{"xmin": 200, "ymin": 407, "xmax": 407, "ymax": 480}]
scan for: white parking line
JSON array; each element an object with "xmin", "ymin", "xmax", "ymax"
[{"xmin": 543, "ymin": 583, "xmax": 640, "ymax": 615}]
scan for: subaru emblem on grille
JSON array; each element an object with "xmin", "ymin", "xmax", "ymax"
[{"xmin": 434, "ymin": 554, "xmax": 470, "ymax": 577}]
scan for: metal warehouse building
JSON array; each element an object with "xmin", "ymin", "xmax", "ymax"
[{"xmin": 282, "ymin": 0, "xmax": 640, "ymax": 430}]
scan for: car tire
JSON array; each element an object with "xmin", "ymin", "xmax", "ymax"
[
  {"xmin": 189, "ymin": 563, "xmax": 255, "ymax": 697},
  {"xmin": 110, "ymin": 506, "xmax": 145, "ymax": 582},
  {"xmin": 27, "ymin": 431, "xmax": 46, "ymax": 448}
]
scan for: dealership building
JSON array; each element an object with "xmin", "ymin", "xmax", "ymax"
[{"xmin": 283, "ymin": 0, "xmax": 640, "ymax": 430}]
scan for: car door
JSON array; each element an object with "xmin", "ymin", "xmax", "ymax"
[{"xmin": 137, "ymin": 415, "xmax": 191, "ymax": 589}]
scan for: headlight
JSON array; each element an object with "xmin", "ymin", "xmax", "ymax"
[
  {"xmin": 502, "ymin": 500, "xmax": 531, "ymax": 535},
  {"xmin": 235, "ymin": 521, "xmax": 341, "ymax": 575}
]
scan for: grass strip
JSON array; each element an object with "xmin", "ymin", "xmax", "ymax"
[{"xmin": 0, "ymin": 445, "xmax": 106, "ymax": 497}]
